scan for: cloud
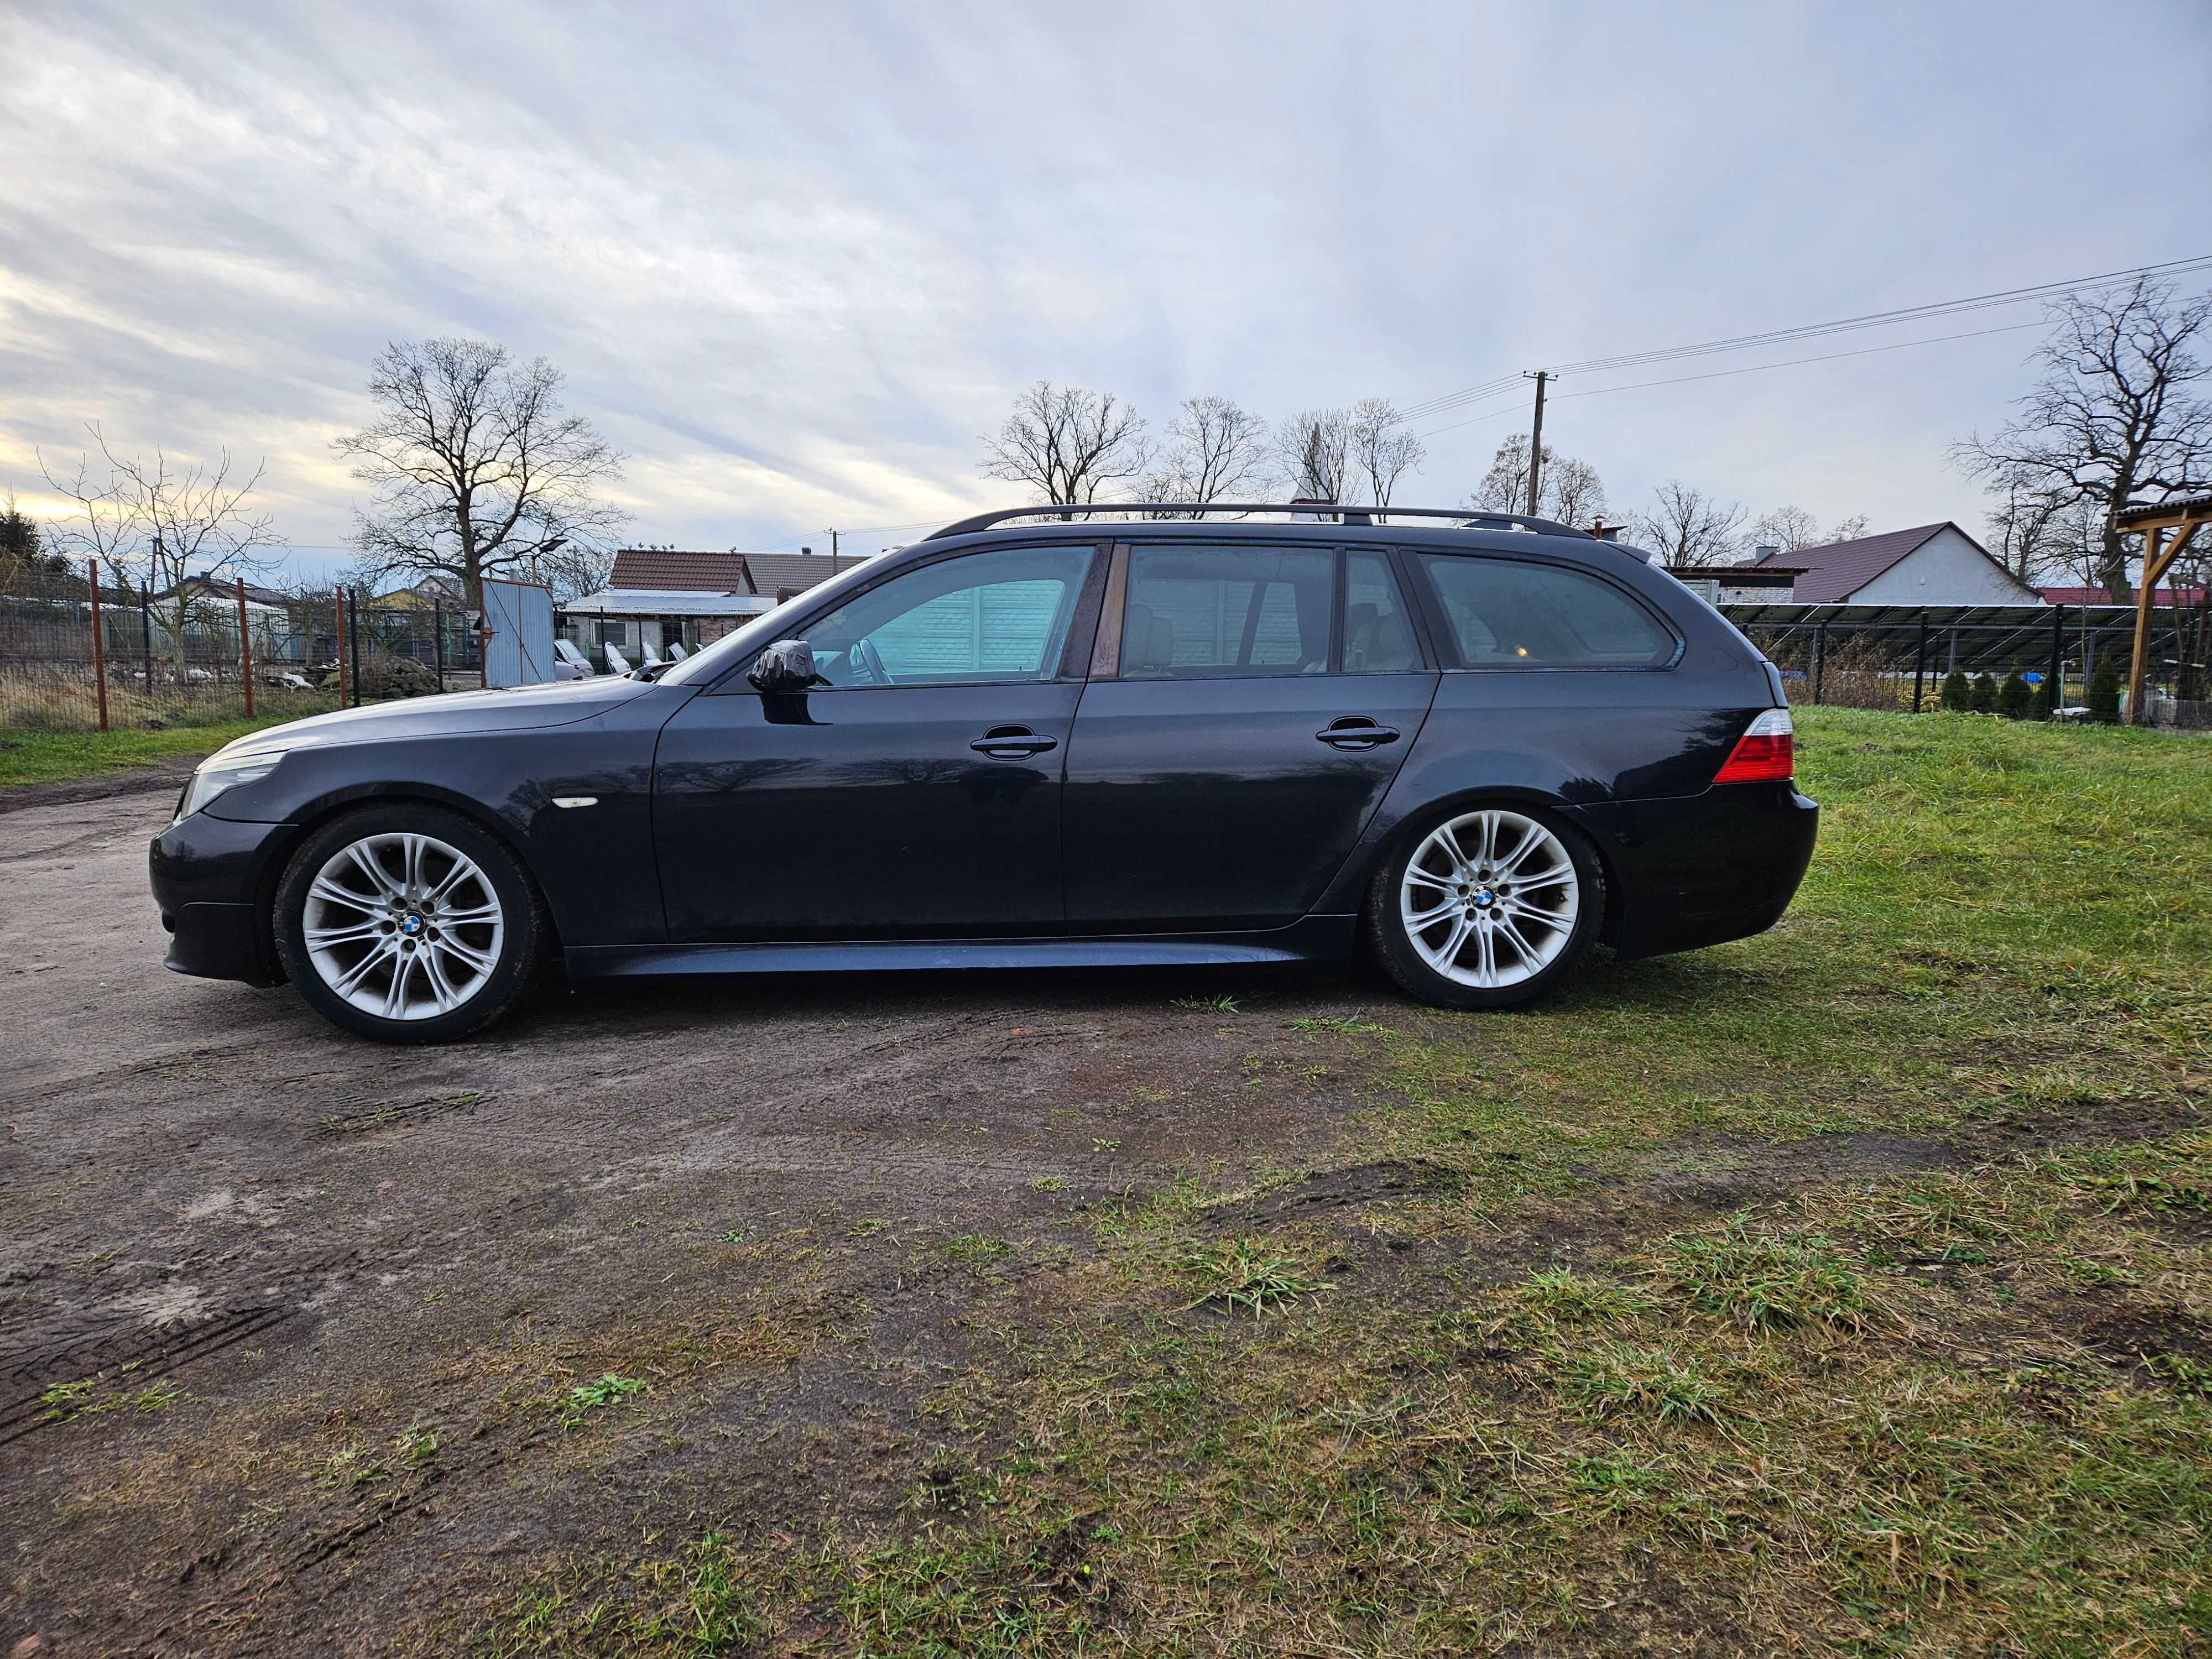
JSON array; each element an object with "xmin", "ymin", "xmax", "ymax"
[{"xmin": 3, "ymin": 0, "xmax": 2207, "ymax": 578}]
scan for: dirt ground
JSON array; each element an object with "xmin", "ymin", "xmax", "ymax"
[{"xmin": 0, "ymin": 782, "xmax": 1385, "ymax": 1655}]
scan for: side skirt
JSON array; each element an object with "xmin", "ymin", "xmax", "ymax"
[{"xmin": 565, "ymin": 916, "xmax": 1358, "ymax": 981}]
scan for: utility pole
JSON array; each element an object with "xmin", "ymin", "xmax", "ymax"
[
  {"xmin": 830, "ymin": 529, "xmax": 839, "ymax": 569},
  {"xmin": 1523, "ymin": 371, "xmax": 1550, "ymax": 517}
]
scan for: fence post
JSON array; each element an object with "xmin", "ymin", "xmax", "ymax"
[
  {"xmin": 236, "ymin": 576, "xmax": 254, "ymax": 719},
  {"xmin": 348, "ymin": 587, "xmax": 364, "ymax": 707},
  {"xmin": 1912, "ymin": 611, "xmax": 1928, "ymax": 712},
  {"xmin": 334, "ymin": 591, "xmax": 349, "ymax": 709},
  {"xmin": 1812, "ymin": 621, "xmax": 1827, "ymax": 705},
  {"xmin": 433, "ymin": 597, "xmax": 446, "ymax": 690},
  {"xmin": 140, "ymin": 587, "xmax": 154, "ymax": 693},
  {"xmin": 2047, "ymin": 605, "xmax": 2064, "ymax": 716},
  {"xmin": 87, "ymin": 558, "xmax": 111, "ymax": 732}
]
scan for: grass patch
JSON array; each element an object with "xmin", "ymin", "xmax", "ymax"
[
  {"xmin": 0, "ymin": 714, "xmax": 312, "ymax": 788},
  {"xmin": 1181, "ymin": 1235, "xmax": 1333, "ymax": 1319},
  {"xmin": 559, "ymin": 1373, "xmax": 645, "ymax": 1431}
]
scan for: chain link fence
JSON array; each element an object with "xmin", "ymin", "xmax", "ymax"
[{"xmin": 0, "ymin": 565, "xmax": 484, "ymax": 733}]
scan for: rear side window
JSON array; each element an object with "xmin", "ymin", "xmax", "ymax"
[
  {"xmin": 1121, "ymin": 545, "xmax": 1332, "ymax": 678},
  {"xmin": 1344, "ymin": 551, "xmax": 1420, "ymax": 673},
  {"xmin": 1418, "ymin": 555, "xmax": 1676, "ymax": 669}
]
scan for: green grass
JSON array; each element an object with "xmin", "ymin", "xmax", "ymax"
[
  {"xmin": 0, "ymin": 714, "xmax": 314, "ymax": 788},
  {"xmin": 448, "ymin": 708, "xmax": 2212, "ymax": 1655}
]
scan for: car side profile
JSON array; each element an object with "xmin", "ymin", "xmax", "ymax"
[{"xmin": 149, "ymin": 505, "xmax": 1818, "ymax": 1044}]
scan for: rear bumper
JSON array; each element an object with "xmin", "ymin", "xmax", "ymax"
[
  {"xmin": 1567, "ymin": 781, "xmax": 1819, "ymax": 960},
  {"xmin": 149, "ymin": 811, "xmax": 292, "ymax": 985}
]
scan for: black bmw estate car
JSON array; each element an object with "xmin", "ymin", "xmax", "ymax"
[{"xmin": 150, "ymin": 505, "xmax": 1816, "ymax": 1044}]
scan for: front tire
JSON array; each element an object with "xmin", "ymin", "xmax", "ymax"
[
  {"xmin": 1364, "ymin": 802, "xmax": 1603, "ymax": 1011},
  {"xmin": 273, "ymin": 804, "xmax": 550, "ymax": 1044}
]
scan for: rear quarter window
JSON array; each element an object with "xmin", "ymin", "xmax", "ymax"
[{"xmin": 1418, "ymin": 555, "xmax": 1677, "ymax": 669}]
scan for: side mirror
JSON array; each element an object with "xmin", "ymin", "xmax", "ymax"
[{"xmin": 748, "ymin": 638, "xmax": 821, "ymax": 693}]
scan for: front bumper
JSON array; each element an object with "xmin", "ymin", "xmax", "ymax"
[
  {"xmin": 1568, "ymin": 781, "xmax": 1820, "ymax": 960},
  {"xmin": 149, "ymin": 809, "xmax": 294, "ymax": 985}
]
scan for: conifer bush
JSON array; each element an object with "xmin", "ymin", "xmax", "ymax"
[
  {"xmin": 2086, "ymin": 658, "xmax": 2121, "ymax": 722},
  {"xmin": 1999, "ymin": 670, "xmax": 2032, "ymax": 718},
  {"xmin": 1970, "ymin": 672, "xmax": 1999, "ymax": 714},
  {"xmin": 1939, "ymin": 667, "xmax": 1971, "ymax": 711}
]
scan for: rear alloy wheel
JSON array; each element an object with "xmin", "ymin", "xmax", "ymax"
[
  {"xmin": 275, "ymin": 805, "xmax": 549, "ymax": 1044},
  {"xmin": 1366, "ymin": 804, "xmax": 1603, "ymax": 1010}
]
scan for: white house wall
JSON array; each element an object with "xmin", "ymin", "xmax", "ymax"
[{"xmin": 1848, "ymin": 528, "xmax": 2039, "ymax": 606}]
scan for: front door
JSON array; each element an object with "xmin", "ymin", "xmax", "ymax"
[
  {"xmin": 1062, "ymin": 544, "xmax": 1438, "ymax": 930},
  {"xmin": 653, "ymin": 543, "xmax": 1102, "ymax": 941}
]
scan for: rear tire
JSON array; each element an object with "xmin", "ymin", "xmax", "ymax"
[
  {"xmin": 273, "ymin": 804, "xmax": 550, "ymax": 1045},
  {"xmin": 1364, "ymin": 801, "xmax": 1603, "ymax": 1011}
]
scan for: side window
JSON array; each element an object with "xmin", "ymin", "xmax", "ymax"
[
  {"xmin": 806, "ymin": 546, "xmax": 1094, "ymax": 687},
  {"xmin": 1121, "ymin": 546, "xmax": 1332, "ymax": 679},
  {"xmin": 1343, "ymin": 551, "xmax": 1420, "ymax": 673},
  {"xmin": 1417, "ymin": 555, "xmax": 1676, "ymax": 669}
]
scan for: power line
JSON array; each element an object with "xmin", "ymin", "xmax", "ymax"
[
  {"xmin": 1546, "ymin": 318, "xmax": 2048, "ymax": 406},
  {"xmin": 1400, "ymin": 252, "xmax": 2212, "ymax": 426}
]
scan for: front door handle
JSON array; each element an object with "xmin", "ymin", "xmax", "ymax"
[
  {"xmin": 971, "ymin": 726, "xmax": 1059, "ymax": 760},
  {"xmin": 1316, "ymin": 717, "xmax": 1400, "ymax": 750}
]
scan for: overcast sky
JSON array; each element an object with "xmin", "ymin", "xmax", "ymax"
[{"xmin": 4, "ymin": 1, "xmax": 2209, "ymax": 579}]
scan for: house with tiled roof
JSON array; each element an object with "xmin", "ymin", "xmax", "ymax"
[
  {"xmin": 1749, "ymin": 523, "xmax": 2041, "ymax": 605},
  {"xmin": 560, "ymin": 546, "xmax": 871, "ymax": 670}
]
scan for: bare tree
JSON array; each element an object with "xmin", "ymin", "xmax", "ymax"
[
  {"xmin": 1828, "ymin": 514, "xmax": 1871, "ymax": 542},
  {"xmin": 1347, "ymin": 399, "xmax": 1426, "ymax": 511},
  {"xmin": 1469, "ymin": 435, "xmax": 1606, "ymax": 525},
  {"xmin": 1274, "ymin": 408, "xmax": 1354, "ymax": 503},
  {"xmin": 981, "ymin": 381, "xmax": 1150, "ymax": 512},
  {"xmin": 334, "ymin": 338, "xmax": 630, "ymax": 607},
  {"xmin": 1143, "ymin": 395, "xmax": 1271, "ymax": 509},
  {"xmin": 1954, "ymin": 276, "xmax": 2212, "ymax": 603},
  {"xmin": 1749, "ymin": 505, "xmax": 1821, "ymax": 551},
  {"xmin": 41, "ymin": 424, "xmax": 281, "ymax": 660},
  {"xmin": 1632, "ymin": 479, "xmax": 1748, "ymax": 566}
]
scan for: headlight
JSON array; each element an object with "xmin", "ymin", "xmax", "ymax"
[{"xmin": 176, "ymin": 749, "xmax": 289, "ymax": 821}]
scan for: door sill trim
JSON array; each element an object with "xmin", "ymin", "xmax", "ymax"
[{"xmin": 566, "ymin": 917, "xmax": 1357, "ymax": 980}]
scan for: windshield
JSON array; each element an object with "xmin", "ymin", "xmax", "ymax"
[{"xmin": 656, "ymin": 557, "xmax": 889, "ymax": 686}]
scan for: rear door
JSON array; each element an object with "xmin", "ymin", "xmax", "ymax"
[{"xmin": 1061, "ymin": 542, "xmax": 1438, "ymax": 930}]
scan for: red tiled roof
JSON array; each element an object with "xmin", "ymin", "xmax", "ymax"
[
  {"xmin": 607, "ymin": 550, "xmax": 754, "ymax": 592},
  {"xmin": 1751, "ymin": 524, "xmax": 1950, "ymax": 603}
]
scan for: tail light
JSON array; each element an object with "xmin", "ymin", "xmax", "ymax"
[{"xmin": 1714, "ymin": 708, "xmax": 1793, "ymax": 783}]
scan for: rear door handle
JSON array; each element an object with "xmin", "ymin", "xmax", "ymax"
[
  {"xmin": 971, "ymin": 726, "xmax": 1059, "ymax": 760},
  {"xmin": 1316, "ymin": 717, "xmax": 1400, "ymax": 750}
]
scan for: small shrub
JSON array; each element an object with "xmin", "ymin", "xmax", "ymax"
[
  {"xmin": 2086, "ymin": 658, "xmax": 2121, "ymax": 721},
  {"xmin": 1939, "ymin": 667, "xmax": 1971, "ymax": 711},
  {"xmin": 1999, "ymin": 670, "xmax": 2032, "ymax": 718},
  {"xmin": 1970, "ymin": 672, "xmax": 1998, "ymax": 714},
  {"xmin": 2030, "ymin": 677, "xmax": 2055, "ymax": 718}
]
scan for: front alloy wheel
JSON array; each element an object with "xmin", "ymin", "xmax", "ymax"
[
  {"xmin": 302, "ymin": 832, "xmax": 505, "ymax": 1020},
  {"xmin": 275, "ymin": 804, "xmax": 549, "ymax": 1044},
  {"xmin": 1367, "ymin": 804, "xmax": 1602, "ymax": 1010}
]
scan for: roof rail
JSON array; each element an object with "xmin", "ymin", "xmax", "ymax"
[{"xmin": 925, "ymin": 503, "xmax": 1594, "ymax": 540}]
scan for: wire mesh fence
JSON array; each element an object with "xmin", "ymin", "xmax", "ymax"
[
  {"xmin": 1721, "ymin": 601, "xmax": 2211, "ymax": 725},
  {"xmin": 0, "ymin": 565, "xmax": 485, "ymax": 733}
]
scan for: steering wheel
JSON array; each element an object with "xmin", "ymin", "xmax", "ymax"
[{"xmin": 853, "ymin": 635, "xmax": 891, "ymax": 686}]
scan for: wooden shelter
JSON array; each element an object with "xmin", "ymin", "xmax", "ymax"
[{"xmin": 2119, "ymin": 492, "xmax": 2212, "ymax": 724}]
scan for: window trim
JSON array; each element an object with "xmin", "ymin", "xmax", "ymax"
[
  {"xmin": 705, "ymin": 539, "xmax": 1112, "ymax": 694},
  {"xmin": 1402, "ymin": 550, "xmax": 1685, "ymax": 673},
  {"xmin": 1097, "ymin": 540, "xmax": 1442, "ymax": 681}
]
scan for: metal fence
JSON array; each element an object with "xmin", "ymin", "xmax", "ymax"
[
  {"xmin": 1720, "ymin": 601, "xmax": 2210, "ymax": 723},
  {"xmin": 0, "ymin": 567, "xmax": 486, "ymax": 733}
]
